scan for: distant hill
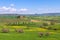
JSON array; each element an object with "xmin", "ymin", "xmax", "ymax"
[
  {"xmin": 0, "ymin": 13, "xmax": 60, "ymax": 16},
  {"xmin": 39, "ymin": 13, "xmax": 60, "ymax": 16}
]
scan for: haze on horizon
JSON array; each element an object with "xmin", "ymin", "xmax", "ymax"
[{"xmin": 0, "ymin": 0, "xmax": 60, "ymax": 14}]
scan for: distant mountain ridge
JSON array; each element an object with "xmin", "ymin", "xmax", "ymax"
[
  {"xmin": 0, "ymin": 13, "xmax": 60, "ymax": 16},
  {"xmin": 35, "ymin": 13, "xmax": 60, "ymax": 16}
]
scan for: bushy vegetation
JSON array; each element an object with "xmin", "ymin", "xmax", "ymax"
[{"xmin": 1, "ymin": 28, "xmax": 9, "ymax": 33}]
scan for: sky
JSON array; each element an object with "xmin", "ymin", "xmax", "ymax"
[{"xmin": 0, "ymin": 0, "xmax": 60, "ymax": 14}]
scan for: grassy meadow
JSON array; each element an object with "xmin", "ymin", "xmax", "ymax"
[{"xmin": 0, "ymin": 15, "xmax": 60, "ymax": 40}]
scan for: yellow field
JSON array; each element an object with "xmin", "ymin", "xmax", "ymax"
[{"xmin": 1, "ymin": 26, "xmax": 55, "ymax": 34}]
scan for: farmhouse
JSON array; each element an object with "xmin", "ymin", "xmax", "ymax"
[{"xmin": 17, "ymin": 16, "xmax": 25, "ymax": 19}]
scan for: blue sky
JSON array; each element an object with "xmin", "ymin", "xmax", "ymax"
[{"xmin": 0, "ymin": 0, "xmax": 60, "ymax": 14}]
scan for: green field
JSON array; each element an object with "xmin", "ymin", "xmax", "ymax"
[{"xmin": 0, "ymin": 16, "xmax": 60, "ymax": 40}]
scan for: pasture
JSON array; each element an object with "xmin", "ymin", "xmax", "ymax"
[{"xmin": 0, "ymin": 15, "xmax": 60, "ymax": 40}]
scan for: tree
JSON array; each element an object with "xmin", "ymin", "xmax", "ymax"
[
  {"xmin": 43, "ymin": 23, "xmax": 48, "ymax": 26},
  {"xmin": 50, "ymin": 21, "xmax": 55, "ymax": 25}
]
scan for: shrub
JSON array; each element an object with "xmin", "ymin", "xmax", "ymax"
[
  {"xmin": 45, "ymin": 32, "xmax": 50, "ymax": 36},
  {"xmin": 53, "ymin": 28, "xmax": 57, "ymax": 30},
  {"xmin": 1, "ymin": 28, "xmax": 9, "ymax": 33},
  {"xmin": 39, "ymin": 25, "xmax": 44, "ymax": 28},
  {"xmin": 50, "ymin": 22, "xmax": 55, "ymax": 25},
  {"xmin": 47, "ymin": 27, "xmax": 52, "ymax": 30},
  {"xmin": 43, "ymin": 23, "xmax": 48, "ymax": 26},
  {"xmin": 15, "ymin": 29, "xmax": 24, "ymax": 33},
  {"xmin": 38, "ymin": 32, "xmax": 43, "ymax": 37}
]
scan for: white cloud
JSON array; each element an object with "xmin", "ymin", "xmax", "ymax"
[
  {"xmin": 9, "ymin": 8, "xmax": 17, "ymax": 12},
  {"xmin": 0, "ymin": 6, "xmax": 17, "ymax": 13},
  {"xmin": 0, "ymin": 4, "xmax": 60, "ymax": 14},
  {"xmin": 0, "ymin": 6, "xmax": 8, "ymax": 11},
  {"xmin": 0, "ymin": 6, "xmax": 29, "ymax": 14},
  {"xmin": 37, "ymin": 8, "xmax": 60, "ymax": 14},
  {"xmin": 19, "ymin": 8, "xmax": 28, "ymax": 12},
  {"xmin": 0, "ymin": 6, "xmax": 11, "ymax": 11}
]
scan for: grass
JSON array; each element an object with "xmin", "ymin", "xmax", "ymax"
[
  {"xmin": 0, "ymin": 31, "xmax": 59, "ymax": 40},
  {"xmin": 0, "ymin": 16, "xmax": 60, "ymax": 40},
  {"xmin": 0, "ymin": 25, "xmax": 59, "ymax": 40}
]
